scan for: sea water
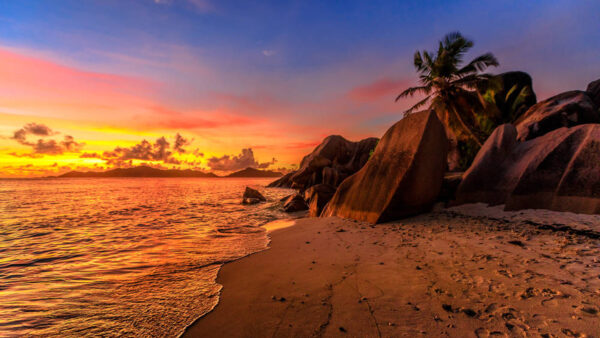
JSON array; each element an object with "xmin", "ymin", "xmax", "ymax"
[{"xmin": 0, "ymin": 178, "xmax": 292, "ymax": 337}]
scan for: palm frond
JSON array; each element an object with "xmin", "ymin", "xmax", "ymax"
[
  {"xmin": 413, "ymin": 51, "xmax": 427, "ymax": 73},
  {"xmin": 457, "ymin": 53, "xmax": 499, "ymax": 76},
  {"xmin": 451, "ymin": 73, "xmax": 493, "ymax": 89},
  {"xmin": 395, "ymin": 85, "xmax": 431, "ymax": 101},
  {"xmin": 423, "ymin": 51, "xmax": 434, "ymax": 69},
  {"xmin": 404, "ymin": 95, "xmax": 431, "ymax": 114},
  {"xmin": 442, "ymin": 32, "xmax": 473, "ymax": 65}
]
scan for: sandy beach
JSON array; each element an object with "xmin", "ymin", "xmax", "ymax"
[{"xmin": 184, "ymin": 205, "xmax": 600, "ymax": 337}]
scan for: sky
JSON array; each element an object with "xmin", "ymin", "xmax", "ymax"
[{"xmin": 0, "ymin": 0, "xmax": 599, "ymax": 177}]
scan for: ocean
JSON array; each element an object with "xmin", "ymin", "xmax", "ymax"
[{"xmin": 0, "ymin": 178, "xmax": 293, "ymax": 337}]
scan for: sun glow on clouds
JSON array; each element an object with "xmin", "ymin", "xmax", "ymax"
[
  {"xmin": 0, "ymin": 44, "xmax": 402, "ymax": 177},
  {"xmin": 0, "ymin": 47, "xmax": 305, "ymax": 177}
]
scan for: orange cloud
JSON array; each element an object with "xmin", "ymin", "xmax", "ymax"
[
  {"xmin": 0, "ymin": 47, "xmax": 158, "ymax": 123},
  {"xmin": 145, "ymin": 105, "xmax": 257, "ymax": 130},
  {"xmin": 346, "ymin": 77, "xmax": 410, "ymax": 102}
]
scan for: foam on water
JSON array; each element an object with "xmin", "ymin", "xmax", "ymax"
[{"xmin": 0, "ymin": 178, "xmax": 292, "ymax": 337}]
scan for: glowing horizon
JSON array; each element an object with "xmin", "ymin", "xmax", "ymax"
[{"xmin": 1, "ymin": 1, "xmax": 599, "ymax": 177}]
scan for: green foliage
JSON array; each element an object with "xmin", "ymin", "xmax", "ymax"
[
  {"xmin": 368, "ymin": 140, "xmax": 379, "ymax": 159},
  {"xmin": 476, "ymin": 72, "xmax": 536, "ymax": 126},
  {"xmin": 396, "ymin": 31, "xmax": 499, "ymax": 148},
  {"xmin": 457, "ymin": 138, "xmax": 480, "ymax": 171}
]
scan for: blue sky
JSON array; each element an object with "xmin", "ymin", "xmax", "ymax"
[{"xmin": 2, "ymin": 1, "xmax": 598, "ymax": 94}]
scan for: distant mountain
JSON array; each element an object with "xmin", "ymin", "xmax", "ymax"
[
  {"xmin": 58, "ymin": 166, "xmax": 219, "ymax": 178},
  {"xmin": 226, "ymin": 167, "xmax": 284, "ymax": 178}
]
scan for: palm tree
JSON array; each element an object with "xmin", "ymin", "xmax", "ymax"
[{"xmin": 396, "ymin": 32, "xmax": 498, "ymax": 146}]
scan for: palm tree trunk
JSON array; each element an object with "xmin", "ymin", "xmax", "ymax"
[{"xmin": 449, "ymin": 103, "xmax": 483, "ymax": 147}]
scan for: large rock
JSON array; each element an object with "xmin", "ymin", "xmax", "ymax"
[
  {"xmin": 242, "ymin": 187, "xmax": 266, "ymax": 204},
  {"xmin": 321, "ymin": 166, "xmax": 339, "ymax": 186},
  {"xmin": 268, "ymin": 135, "xmax": 378, "ymax": 190},
  {"xmin": 267, "ymin": 171, "xmax": 294, "ymax": 188},
  {"xmin": 586, "ymin": 78, "xmax": 600, "ymax": 108},
  {"xmin": 304, "ymin": 184, "xmax": 337, "ymax": 217},
  {"xmin": 322, "ymin": 110, "xmax": 448, "ymax": 223},
  {"xmin": 453, "ymin": 124, "xmax": 520, "ymax": 205},
  {"xmin": 454, "ymin": 123, "xmax": 600, "ymax": 214},
  {"xmin": 514, "ymin": 90, "xmax": 599, "ymax": 142},
  {"xmin": 477, "ymin": 71, "xmax": 537, "ymax": 123},
  {"xmin": 283, "ymin": 194, "xmax": 308, "ymax": 212}
]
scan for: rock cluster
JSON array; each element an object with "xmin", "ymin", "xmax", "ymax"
[
  {"xmin": 514, "ymin": 90, "xmax": 598, "ymax": 141},
  {"xmin": 304, "ymin": 184, "xmax": 337, "ymax": 217},
  {"xmin": 454, "ymin": 78, "xmax": 600, "ymax": 214},
  {"xmin": 268, "ymin": 135, "xmax": 378, "ymax": 190},
  {"xmin": 454, "ymin": 123, "xmax": 600, "ymax": 214},
  {"xmin": 270, "ymin": 78, "xmax": 600, "ymax": 219}
]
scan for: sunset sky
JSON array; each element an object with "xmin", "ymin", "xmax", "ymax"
[{"xmin": 1, "ymin": 0, "xmax": 599, "ymax": 177}]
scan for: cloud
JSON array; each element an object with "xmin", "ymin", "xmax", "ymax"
[
  {"xmin": 102, "ymin": 137, "xmax": 179, "ymax": 164},
  {"xmin": 346, "ymin": 77, "xmax": 410, "ymax": 102},
  {"xmin": 83, "ymin": 134, "xmax": 191, "ymax": 166},
  {"xmin": 10, "ymin": 123, "xmax": 84, "ymax": 155},
  {"xmin": 147, "ymin": 105, "xmax": 256, "ymax": 130},
  {"xmin": 262, "ymin": 50, "xmax": 276, "ymax": 57},
  {"xmin": 173, "ymin": 133, "xmax": 191, "ymax": 153},
  {"xmin": 80, "ymin": 152, "xmax": 99, "ymax": 158},
  {"xmin": 11, "ymin": 123, "xmax": 56, "ymax": 145},
  {"xmin": 8, "ymin": 152, "xmax": 43, "ymax": 158},
  {"xmin": 207, "ymin": 148, "xmax": 276, "ymax": 171},
  {"xmin": 60, "ymin": 135, "xmax": 84, "ymax": 152},
  {"xmin": 193, "ymin": 148, "xmax": 204, "ymax": 157},
  {"xmin": 153, "ymin": 0, "xmax": 214, "ymax": 13},
  {"xmin": 187, "ymin": 0, "xmax": 213, "ymax": 12},
  {"xmin": 0, "ymin": 47, "xmax": 158, "ymax": 127},
  {"xmin": 32, "ymin": 139, "xmax": 65, "ymax": 155}
]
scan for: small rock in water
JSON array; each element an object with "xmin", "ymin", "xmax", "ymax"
[{"xmin": 242, "ymin": 187, "xmax": 266, "ymax": 204}]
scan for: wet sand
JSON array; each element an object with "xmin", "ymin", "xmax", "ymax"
[{"xmin": 183, "ymin": 205, "xmax": 600, "ymax": 337}]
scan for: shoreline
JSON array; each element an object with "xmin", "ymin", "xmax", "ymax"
[
  {"xmin": 183, "ymin": 204, "xmax": 600, "ymax": 337},
  {"xmin": 177, "ymin": 217, "xmax": 299, "ymax": 338}
]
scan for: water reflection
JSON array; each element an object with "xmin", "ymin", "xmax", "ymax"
[{"xmin": 0, "ymin": 178, "xmax": 292, "ymax": 337}]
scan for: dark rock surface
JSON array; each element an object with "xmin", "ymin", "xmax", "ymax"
[
  {"xmin": 304, "ymin": 184, "xmax": 337, "ymax": 217},
  {"xmin": 322, "ymin": 110, "xmax": 448, "ymax": 223},
  {"xmin": 438, "ymin": 172, "xmax": 464, "ymax": 203},
  {"xmin": 587, "ymin": 78, "xmax": 600, "ymax": 108},
  {"xmin": 283, "ymin": 194, "xmax": 309, "ymax": 212},
  {"xmin": 242, "ymin": 187, "xmax": 266, "ymax": 204},
  {"xmin": 267, "ymin": 135, "xmax": 378, "ymax": 190},
  {"xmin": 453, "ymin": 124, "xmax": 520, "ymax": 206},
  {"xmin": 514, "ymin": 90, "xmax": 599, "ymax": 142},
  {"xmin": 227, "ymin": 167, "xmax": 283, "ymax": 178},
  {"xmin": 454, "ymin": 123, "xmax": 600, "ymax": 214}
]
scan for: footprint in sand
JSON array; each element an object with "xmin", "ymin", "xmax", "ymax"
[
  {"xmin": 576, "ymin": 304, "xmax": 599, "ymax": 316},
  {"xmin": 475, "ymin": 328, "xmax": 507, "ymax": 337}
]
